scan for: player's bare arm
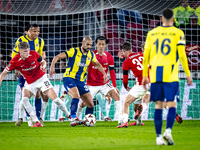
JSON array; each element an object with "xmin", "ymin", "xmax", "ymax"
[
  {"xmin": 92, "ymin": 60, "xmax": 109, "ymax": 83},
  {"xmin": 40, "ymin": 59, "xmax": 47, "ymax": 72},
  {"xmin": 0, "ymin": 70, "xmax": 8, "ymax": 85},
  {"xmin": 50, "ymin": 52, "xmax": 67, "ymax": 77},
  {"xmin": 15, "ymin": 70, "xmax": 20, "ymax": 78}
]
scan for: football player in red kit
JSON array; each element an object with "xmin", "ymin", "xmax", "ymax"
[
  {"xmin": 0, "ymin": 42, "xmax": 70, "ymax": 127},
  {"xmin": 117, "ymin": 42, "xmax": 150, "ymax": 128}
]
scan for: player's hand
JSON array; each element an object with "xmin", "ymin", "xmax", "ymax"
[
  {"xmin": 115, "ymin": 87, "xmax": 120, "ymax": 94},
  {"xmin": 15, "ymin": 70, "xmax": 20, "ymax": 78},
  {"xmin": 118, "ymin": 50, "xmax": 124, "ymax": 59},
  {"xmin": 103, "ymin": 74, "xmax": 109, "ymax": 83},
  {"xmin": 40, "ymin": 65, "xmax": 47, "ymax": 73},
  {"xmin": 142, "ymin": 77, "xmax": 149, "ymax": 90},
  {"xmin": 187, "ymin": 76, "xmax": 193, "ymax": 85},
  {"xmin": 49, "ymin": 67, "xmax": 55, "ymax": 77}
]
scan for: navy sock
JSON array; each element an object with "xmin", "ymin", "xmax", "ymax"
[
  {"xmin": 154, "ymin": 109, "xmax": 163, "ymax": 137},
  {"xmin": 35, "ymin": 98, "xmax": 42, "ymax": 120},
  {"xmin": 70, "ymin": 98, "xmax": 79, "ymax": 118},
  {"xmin": 167, "ymin": 107, "xmax": 176, "ymax": 129},
  {"xmin": 85, "ymin": 107, "xmax": 94, "ymax": 115}
]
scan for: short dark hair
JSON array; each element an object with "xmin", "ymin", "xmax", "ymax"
[
  {"xmin": 18, "ymin": 42, "xmax": 30, "ymax": 49},
  {"xmin": 121, "ymin": 42, "xmax": 132, "ymax": 51},
  {"xmin": 26, "ymin": 24, "xmax": 39, "ymax": 31},
  {"xmin": 162, "ymin": 8, "xmax": 173, "ymax": 20},
  {"xmin": 95, "ymin": 36, "xmax": 109, "ymax": 44}
]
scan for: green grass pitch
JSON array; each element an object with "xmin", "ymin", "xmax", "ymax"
[{"xmin": 0, "ymin": 120, "xmax": 200, "ymax": 150}]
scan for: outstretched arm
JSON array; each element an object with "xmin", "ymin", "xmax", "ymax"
[
  {"xmin": 92, "ymin": 60, "xmax": 109, "ymax": 83},
  {"xmin": 0, "ymin": 70, "xmax": 8, "ymax": 85},
  {"xmin": 50, "ymin": 52, "xmax": 67, "ymax": 77}
]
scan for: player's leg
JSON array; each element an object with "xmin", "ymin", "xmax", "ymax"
[
  {"xmin": 39, "ymin": 91, "xmax": 49, "ymax": 125},
  {"xmin": 162, "ymin": 82, "xmax": 179, "ymax": 145},
  {"xmin": 35, "ymin": 90, "xmax": 42, "ymax": 120},
  {"xmin": 140, "ymin": 92, "xmax": 150, "ymax": 117},
  {"xmin": 80, "ymin": 92, "xmax": 94, "ymax": 115},
  {"xmin": 96, "ymin": 93, "xmax": 111, "ymax": 121},
  {"xmin": 22, "ymin": 88, "xmax": 42, "ymax": 127},
  {"xmin": 15, "ymin": 75, "xmax": 27, "ymax": 126},
  {"xmin": 100, "ymin": 83, "xmax": 122, "ymax": 125},
  {"xmin": 117, "ymin": 94, "xmax": 136, "ymax": 128},
  {"xmin": 150, "ymin": 82, "xmax": 166, "ymax": 145},
  {"xmin": 76, "ymin": 101, "xmax": 86, "ymax": 118}
]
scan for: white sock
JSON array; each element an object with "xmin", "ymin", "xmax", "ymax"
[
  {"xmin": 53, "ymin": 98, "xmax": 70, "ymax": 117},
  {"xmin": 137, "ymin": 115, "xmax": 142, "ymax": 125},
  {"xmin": 22, "ymin": 97, "xmax": 39, "ymax": 122},
  {"xmin": 122, "ymin": 113, "xmax": 129, "ymax": 123},
  {"xmin": 76, "ymin": 103, "xmax": 84, "ymax": 118},
  {"xmin": 40, "ymin": 101, "xmax": 48, "ymax": 119},
  {"xmin": 18, "ymin": 100, "xmax": 24, "ymax": 119},
  {"xmin": 114, "ymin": 101, "xmax": 122, "ymax": 123},
  {"xmin": 141, "ymin": 103, "xmax": 148, "ymax": 116}
]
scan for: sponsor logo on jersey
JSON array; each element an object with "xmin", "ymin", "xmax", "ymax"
[
  {"xmin": 36, "ymin": 44, "xmax": 39, "ymax": 47},
  {"xmin": 88, "ymin": 57, "xmax": 90, "ymax": 60},
  {"xmin": 31, "ymin": 62, "xmax": 35, "ymax": 65},
  {"xmin": 77, "ymin": 62, "xmax": 88, "ymax": 67},
  {"xmin": 22, "ymin": 65, "xmax": 36, "ymax": 71},
  {"xmin": 104, "ymin": 63, "xmax": 108, "ymax": 65}
]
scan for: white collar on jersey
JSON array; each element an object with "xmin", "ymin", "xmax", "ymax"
[{"xmin": 96, "ymin": 52, "xmax": 107, "ymax": 56}]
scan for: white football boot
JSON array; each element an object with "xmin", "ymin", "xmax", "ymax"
[
  {"xmin": 156, "ymin": 135, "xmax": 166, "ymax": 145},
  {"xmin": 163, "ymin": 129, "xmax": 174, "ymax": 145}
]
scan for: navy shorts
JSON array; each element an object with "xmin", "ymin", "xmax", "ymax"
[
  {"xmin": 63, "ymin": 77, "xmax": 90, "ymax": 96},
  {"xmin": 19, "ymin": 74, "xmax": 25, "ymax": 88},
  {"xmin": 150, "ymin": 82, "xmax": 179, "ymax": 102}
]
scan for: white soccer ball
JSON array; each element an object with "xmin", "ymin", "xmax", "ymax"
[{"xmin": 83, "ymin": 114, "xmax": 96, "ymax": 126}]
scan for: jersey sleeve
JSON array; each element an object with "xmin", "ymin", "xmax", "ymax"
[
  {"xmin": 38, "ymin": 38, "xmax": 44, "ymax": 57},
  {"xmin": 5, "ymin": 59, "xmax": 16, "ymax": 72},
  {"xmin": 122, "ymin": 59, "xmax": 130, "ymax": 71},
  {"xmin": 143, "ymin": 32, "xmax": 151, "ymax": 77},
  {"xmin": 65, "ymin": 48, "xmax": 75, "ymax": 58},
  {"xmin": 91, "ymin": 52, "xmax": 97, "ymax": 63},
  {"xmin": 11, "ymin": 38, "xmax": 21, "ymax": 58},
  {"xmin": 108, "ymin": 53, "xmax": 114, "ymax": 68},
  {"xmin": 177, "ymin": 30, "xmax": 190, "ymax": 77}
]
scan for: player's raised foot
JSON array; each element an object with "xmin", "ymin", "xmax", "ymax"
[
  {"xmin": 60, "ymin": 93, "xmax": 67, "ymax": 101},
  {"xmin": 134, "ymin": 104, "xmax": 143, "ymax": 120},
  {"xmin": 156, "ymin": 136, "xmax": 166, "ymax": 145},
  {"xmin": 104, "ymin": 117, "xmax": 112, "ymax": 122},
  {"xmin": 163, "ymin": 129, "xmax": 174, "ymax": 145},
  {"xmin": 175, "ymin": 113, "xmax": 183, "ymax": 124},
  {"xmin": 32, "ymin": 121, "xmax": 42, "ymax": 127},
  {"xmin": 40, "ymin": 118, "xmax": 44, "ymax": 126},
  {"xmin": 27, "ymin": 117, "xmax": 34, "ymax": 127},
  {"xmin": 116, "ymin": 122, "xmax": 128, "ymax": 128},
  {"xmin": 15, "ymin": 118, "xmax": 23, "ymax": 126},
  {"xmin": 59, "ymin": 117, "xmax": 65, "ymax": 122}
]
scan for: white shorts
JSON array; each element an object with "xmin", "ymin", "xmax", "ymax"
[
  {"xmin": 23, "ymin": 74, "xmax": 53, "ymax": 97},
  {"xmin": 128, "ymin": 84, "xmax": 150, "ymax": 100},
  {"xmin": 88, "ymin": 83, "xmax": 115, "ymax": 98}
]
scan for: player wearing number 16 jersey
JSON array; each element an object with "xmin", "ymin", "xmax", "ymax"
[{"xmin": 142, "ymin": 8, "xmax": 192, "ymax": 145}]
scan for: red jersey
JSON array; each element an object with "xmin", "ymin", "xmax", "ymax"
[
  {"xmin": 87, "ymin": 50, "xmax": 114, "ymax": 86},
  {"xmin": 5, "ymin": 51, "xmax": 45, "ymax": 84},
  {"xmin": 123, "ymin": 52, "xmax": 144, "ymax": 85}
]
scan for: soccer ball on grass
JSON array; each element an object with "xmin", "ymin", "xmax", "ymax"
[{"xmin": 83, "ymin": 114, "xmax": 96, "ymax": 126}]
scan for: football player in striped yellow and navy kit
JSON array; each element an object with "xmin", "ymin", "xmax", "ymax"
[
  {"xmin": 142, "ymin": 8, "xmax": 192, "ymax": 145},
  {"xmin": 50, "ymin": 36, "xmax": 108, "ymax": 126},
  {"xmin": 13, "ymin": 24, "xmax": 49, "ymax": 127}
]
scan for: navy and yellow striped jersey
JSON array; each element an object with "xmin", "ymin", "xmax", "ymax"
[
  {"xmin": 143, "ymin": 26, "xmax": 190, "ymax": 83},
  {"xmin": 64, "ymin": 47, "xmax": 97, "ymax": 81},
  {"xmin": 12, "ymin": 34, "xmax": 44, "ymax": 58}
]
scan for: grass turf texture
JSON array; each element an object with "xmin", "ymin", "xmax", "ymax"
[{"xmin": 0, "ymin": 120, "xmax": 199, "ymax": 150}]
